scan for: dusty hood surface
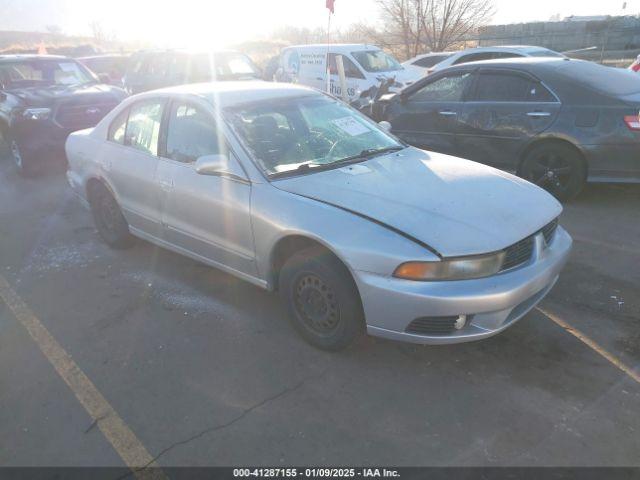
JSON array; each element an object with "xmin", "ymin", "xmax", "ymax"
[{"xmin": 275, "ymin": 147, "xmax": 562, "ymax": 257}]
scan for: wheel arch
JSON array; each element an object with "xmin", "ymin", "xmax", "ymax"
[
  {"xmin": 268, "ymin": 234, "xmax": 360, "ymax": 295},
  {"xmin": 517, "ymin": 137, "xmax": 588, "ymax": 177},
  {"xmin": 85, "ymin": 176, "xmax": 118, "ymax": 204}
]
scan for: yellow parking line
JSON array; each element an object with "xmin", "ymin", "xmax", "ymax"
[
  {"xmin": 0, "ymin": 275, "xmax": 165, "ymax": 479},
  {"xmin": 537, "ymin": 306, "xmax": 640, "ymax": 384}
]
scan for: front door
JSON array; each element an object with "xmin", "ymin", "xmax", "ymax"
[
  {"xmin": 386, "ymin": 70, "xmax": 473, "ymax": 155},
  {"xmin": 155, "ymin": 100, "xmax": 257, "ymax": 277},
  {"xmin": 457, "ymin": 69, "xmax": 561, "ymax": 171}
]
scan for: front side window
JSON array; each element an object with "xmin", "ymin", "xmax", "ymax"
[
  {"xmin": 474, "ymin": 73, "xmax": 555, "ymax": 102},
  {"xmin": 411, "ymin": 72, "xmax": 472, "ymax": 102},
  {"xmin": 125, "ymin": 100, "xmax": 165, "ymax": 156},
  {"xmin": 328, "ymin": 54, "xmax": 365, "ymax": 79},
  {"xmin": 352, "ymin": 50, "xmax": 402, "ymax": 73},
  {"xmin": 165, "ymin": 102, "xmax": 223, "ymax": 163},
  {"xmin": 226, "ymin": 95, "xmax": 403, "ymax": 176}
]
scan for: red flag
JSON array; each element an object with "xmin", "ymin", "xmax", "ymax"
[{"xmin": 326, "ymin": 0, "xmax": 335, "ymax": 13}]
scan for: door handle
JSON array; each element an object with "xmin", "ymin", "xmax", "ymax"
[
  {"xmin": 438, "ymin": 110, "xmax": 458, "ymax": 116},
  {"xmin": 527, "ymin": 111, "xmax": 551, "ymax": 118}
]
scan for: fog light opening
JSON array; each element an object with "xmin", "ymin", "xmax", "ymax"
[{"xmin": 454, "ymin": 315, "xmax": 467, "ymax": 330}]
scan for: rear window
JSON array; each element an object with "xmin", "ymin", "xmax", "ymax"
[{"xmin": 526, "ymin": 48, "xmax": 564, "ymax": 58}]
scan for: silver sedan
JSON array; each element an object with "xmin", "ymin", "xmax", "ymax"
[{"xmin": 66, "ymin": 81, "xmax": 572, "ymax": 350}]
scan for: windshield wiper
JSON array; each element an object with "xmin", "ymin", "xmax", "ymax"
[
  {"xmin": 332, "ymin": 145, "xmax": 405, "ymax": 166},
  {"xmin": 269, "ymin": 146, "xmax": 405, "ymax": 179}
]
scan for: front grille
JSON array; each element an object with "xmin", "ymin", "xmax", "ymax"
[
  {"xmin": 406, "ymin": 316, "xmax": 459, "ymax": 335},
  {"xmin": 502, "ymin": 236, "xmax": 535, "ymax": 270},
  {"xmin": 541, "ymin": 218, "xmax": 558, "ymax": 245},
  {"xmin": 54, "ymin": 102, "xmax": 118, "ymax": 129},
  {"xmin": 500, "ymin": 218, "xmax": 559, "ymax": 271}
]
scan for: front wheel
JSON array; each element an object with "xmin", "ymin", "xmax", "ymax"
[
  {"xmin": 9, "ymin": 138, "xmax": 37, "ymax": 177},
  {"xmin": 279, "ymin": 248, "xmax": 364, "ymax": 351},
  {"xmin": 88, "ymin": 183, "xmax": 135, "ymax": 249},
  {"xmin": 520, "ymin": 143, "xmax": 586, "ymax": 201}
]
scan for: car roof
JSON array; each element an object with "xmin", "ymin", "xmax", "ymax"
[
  {"xmin": 137, "ymin": 81, "xmax": 318, "ymax": 108},
  {"xmin": 0, "ymin": 54, "xmax": 71, "ymax": 62},
  {"xmin": 437, "ymin": 57, "xmax": 640, "ymax": 101},
  {"xmin": 78, "ymin": 54, "xmax": 128, "ymax": 60},
  {"xmin": 131, "ymin": 49, "xmax": 241, "ymax": 56},
  {"xmin": 284, "ymin": 43, "xmax": 382, "ymax": 53}
]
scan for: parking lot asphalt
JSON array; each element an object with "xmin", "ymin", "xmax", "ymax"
[{"xmin": 0, "ymin": 150, "xmax": 639, "ymax": 469}]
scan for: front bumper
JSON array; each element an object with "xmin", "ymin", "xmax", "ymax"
[
  {"xmin": 356, "ymin": 226, "xmax": 572, "ymax": 345},
  {"xmin": 12, "ymin": 119, "xmax": 75, "ymax": 162}
]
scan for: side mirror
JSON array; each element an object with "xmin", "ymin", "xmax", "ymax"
[
  {"xmin": 378, "ymin": 121, "xmax": 392, "ymax": 132},
  {"xmin": 194, "ymin": 153, "xmax": 247, "ymax": 182},
  {"xmin": 97, "ymin": 73, "xmax": 111, "ymax": 84}
]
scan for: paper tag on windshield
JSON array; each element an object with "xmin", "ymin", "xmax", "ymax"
[{"xmin": 331, "ymin": 116, "xmax": 370, "ymax": 136}]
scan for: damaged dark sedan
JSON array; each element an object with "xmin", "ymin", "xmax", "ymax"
[
  {"xmin": 0, "ymin": 54, "xmax": 127, "ymax": 175},
  {"xmin": 378, "ymin": 58, "xmax": 640, "ymax": 200}
]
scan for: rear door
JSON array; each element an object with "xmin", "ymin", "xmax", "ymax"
[
  {"xmin": 456, "ymin": 68, "xmax": 561, "ymax": 170},
  {"xmin": 155, "ymin": 99, "xmax": 257, "ymax": 276},
  {"xmin": 105, "ymin": 98, "xmax": 166, "ymax": 236},
  {"xmin": 386, "ymin": 69, "xmax": 473, "ymax": 154}
]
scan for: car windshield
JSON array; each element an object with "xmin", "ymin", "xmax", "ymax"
[
  {"xmin": 0, "ymin": 59, "xmax": 95, "ymax": 89},
  {"xmin": 225, "ymin": 94, "xmax": 404, "ymax": 177},
  {"xmin": 352, "ymin": 50, "xmax": 403, "ymax": 72}
]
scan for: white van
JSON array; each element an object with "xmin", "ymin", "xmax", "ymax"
[{"xmin": 277, "ymin": 44, "xmax": 419, "ymax": 101}]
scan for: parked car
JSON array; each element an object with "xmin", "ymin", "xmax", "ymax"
[
  {"xmin": 277, "ymin": 44, "xmax": 421, "ymax": 102},
  {"xmin": 378, "ymin": 57, "xmax": 640, "ymax": 200},
  {"xmin": 78, "ymin": 54, "xmax": 130, "ymax": 86},
  {"xmin": 66, "ymin": 81, "xmax": 571, "ymax": 350},
  {"xmin": 629, "ymin": 55, "xmax": 640, "ymax": 73},
  {"xmin": 402, "ymin": 51, "xmax": 454, "ymax": 78},
  {"xmin": 0, "ymin": 54, "xmax": 127, "ymax": 175},
  {"xmin": 123, "ymin": 50, "xmax": 261, "ymax": 94},
  {"xmin": 414, "ymin": 45, "xmax": 565, "ymax": 75}
]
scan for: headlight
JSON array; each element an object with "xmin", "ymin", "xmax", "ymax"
[
  {"xmin": 393, "ymin": 252, "xmax": 506, "ymax": 281},
  {"xmin": 22, "ymin": 108, "xmax": 51, "ymax": 121}
]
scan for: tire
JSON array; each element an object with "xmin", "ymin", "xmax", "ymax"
[
  {"xmin": 279, "ymin": 247, "xmax": 364, "ymax": 351},
  {"xmin": 519, "ymin": 142, "xmax": 586, "ymax": 201},
  {"xmin": 88, "ymin": 182, "xmax": 135, "ymax": 249},
  {"xmin": 8, "ymin": 136, "xmax": 37, "ymax": 177}
]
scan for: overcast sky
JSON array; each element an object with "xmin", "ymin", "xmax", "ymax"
[{"xmin": 0, "ymin": 0, "xmax": 637, "ymax": 47}]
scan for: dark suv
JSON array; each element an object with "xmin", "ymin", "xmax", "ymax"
[
  {"xmin": 0, "ymin": 54, "xmax": 127, "ymax": 175},
  {"xmin": 123, "ymin": 50, "xmax": 260, "ymax": 94}
]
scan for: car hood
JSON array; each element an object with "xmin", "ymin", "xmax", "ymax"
[
  {"xmin": 274, "ymin": 148, "xmax": 562, "ymax": 257},
  {"xmin": 8, "ymin": 83, "xmax": 126, "ymax": 106}
]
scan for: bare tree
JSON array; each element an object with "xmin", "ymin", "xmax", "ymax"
[{"xmin": 371, "ymin": 0, "xmax": 494, "ymax": 59}]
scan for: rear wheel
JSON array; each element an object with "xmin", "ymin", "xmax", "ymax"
[
  {"xmin": 520, "ymin": 142, "xmax": 586, "ymax": 201},
  {"xmin": 88, "ymin": 183, "xmax": 135, "ymax": 249},
  {"xmin": 279, "ymin": 248, "xmax": 364, "ymax": 351}
]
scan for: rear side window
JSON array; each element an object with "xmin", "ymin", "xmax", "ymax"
[
  {"xmin": 165, "ymin": 102, "xmax": 222, "ymax": 163},
  {"xmin": 474, "ymin": 72, "xmax": 556, "ymax": 102},
  {"xmin": 453, "ymin": 52, "xmax": 494, "ymax": 65},
  {"xmin": 413, "ymin": 55, "xmax": 452, "ymax": 68},
  {"xmin": 411, "ymin": 72, "xmax": 472, "ymax": 102},
  {"xmin": 108, "ymin": 108, "xmax": 129, "ymax": 144},
  {"xmin": 125, "ymin": 100, "xmax": 165, "ymax": 156}
]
